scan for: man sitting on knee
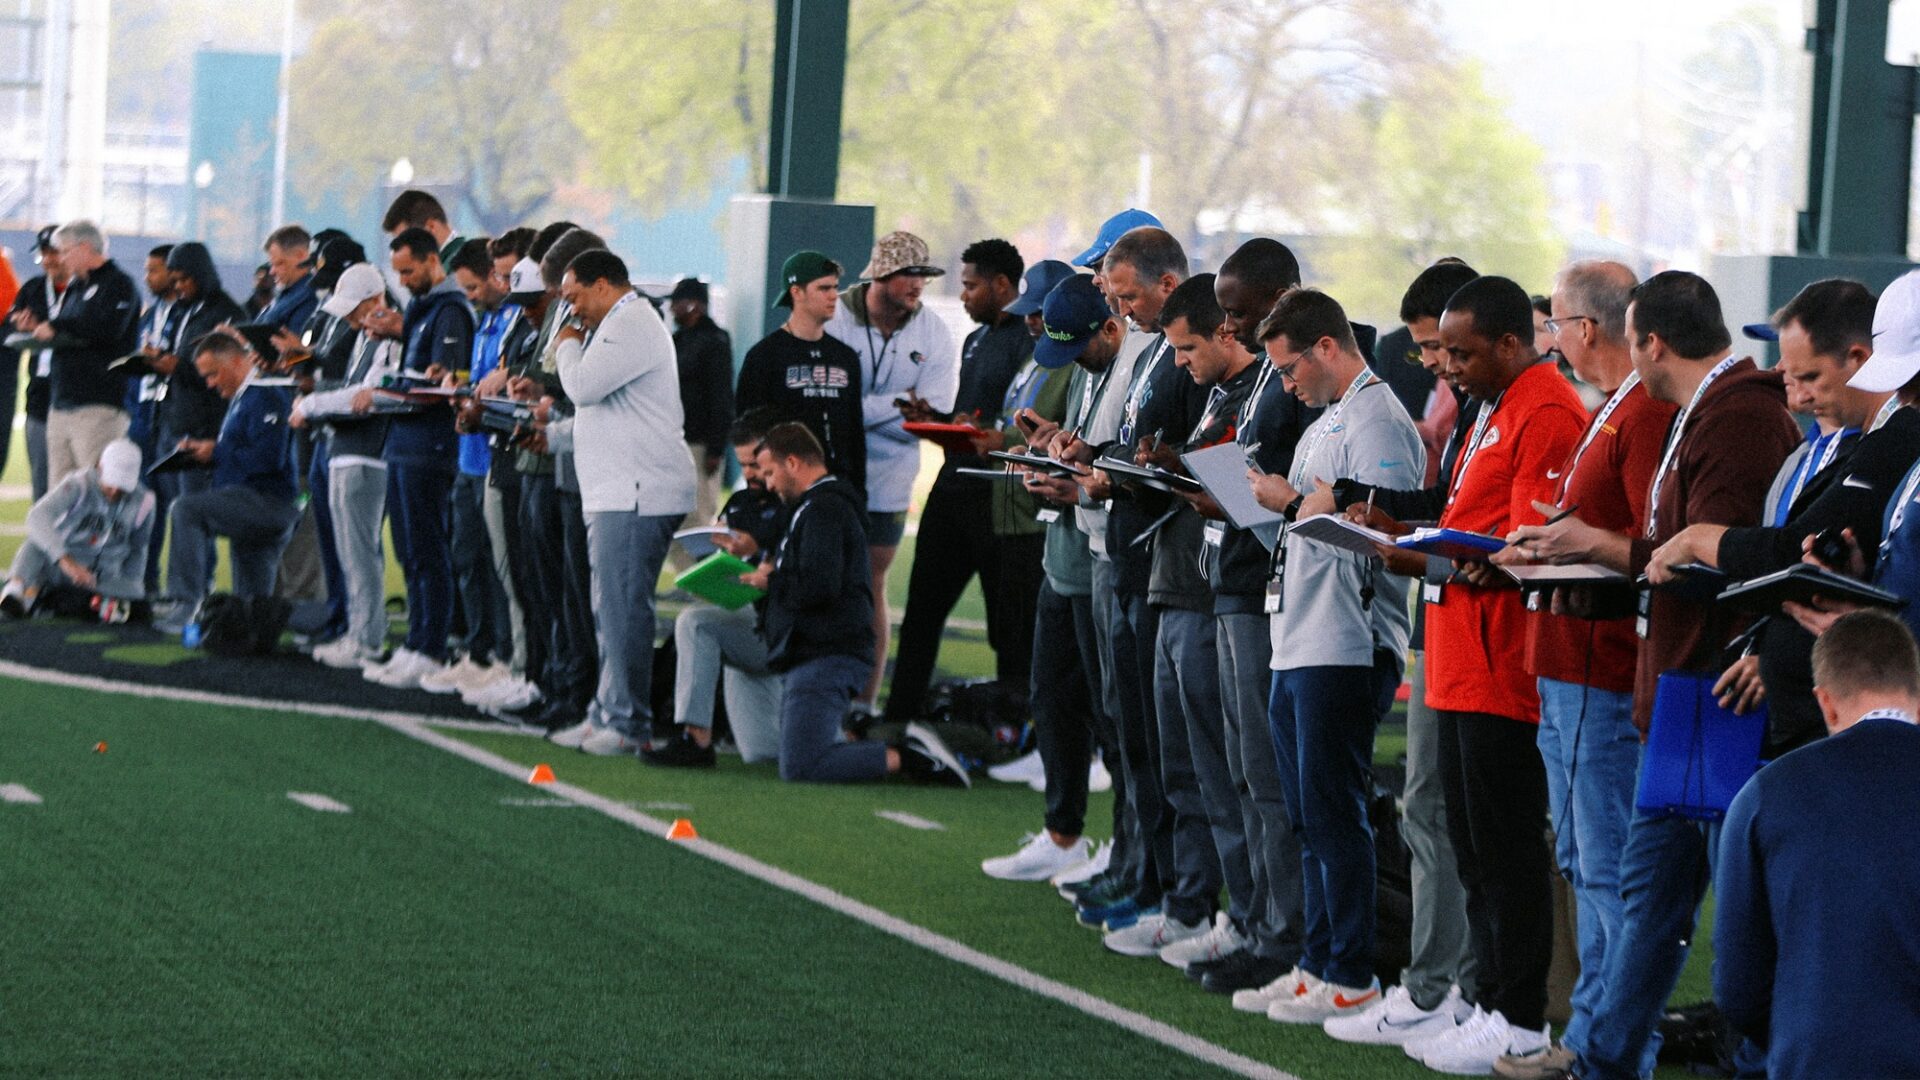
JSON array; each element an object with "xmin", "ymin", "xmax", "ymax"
[{"xmin": 1, "ymin": 437, "xmax": 154, "ymax": 621}]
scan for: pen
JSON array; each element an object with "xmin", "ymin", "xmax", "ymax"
[
  {"xmin": 1364, "ymin": 486, "xmax": 1375, "ymax": 520},
  {"xmin": 1543, "ymin": 504, "xmax": 1580, "ymax": 527}
]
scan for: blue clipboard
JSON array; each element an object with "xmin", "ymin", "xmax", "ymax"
[{"xmin": 1634, "ymin": 670, "xmax": 1767, "ymax": 821}]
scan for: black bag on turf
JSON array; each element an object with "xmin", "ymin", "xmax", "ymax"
[
  {"xmin": 1371, "ymin": 784, "xmax": 1415, "ymax": 986},
  {"xmin": 196, "ymin": 593, "xmax": 293, "ymax": 657}
]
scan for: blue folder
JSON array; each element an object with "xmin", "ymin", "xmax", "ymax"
[{"xmin": 1634, "ymin": 670, "xmax": 1767, "ymax": 821}]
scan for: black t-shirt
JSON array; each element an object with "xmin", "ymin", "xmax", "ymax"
[{"xmin": 736, "ymin": 328, "xmax": 867, "ymax": 495}]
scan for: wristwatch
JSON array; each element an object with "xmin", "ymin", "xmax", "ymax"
[{"xmin": 1283, "ymin": 494, "xmax": 1305, "ymax": 522}]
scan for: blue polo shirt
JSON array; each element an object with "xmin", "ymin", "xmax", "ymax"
[{"xmin": 458, "ymin": 303, "xmax": 519, "ymax": 477}]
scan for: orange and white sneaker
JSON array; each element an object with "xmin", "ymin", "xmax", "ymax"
[
  {"xmin": 1232, "ymin": 966, "xmax": 1321, "ymax": 1015},
  {"xmin": 1268, "ymin": 976, "xmax": 1382, "ymax": 1024}
]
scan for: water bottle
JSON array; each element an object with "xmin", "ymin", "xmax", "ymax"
[{"xmin": 182, "ymin": 619, "xmax": 203, "ymax": 649}]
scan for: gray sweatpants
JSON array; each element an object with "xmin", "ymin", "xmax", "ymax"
[
  {"xmin": 328, "ymin": 459, "xmax": 389, "ymax": 652},
  {"xmin": 1217, "ymin": 612, "xmax": 1306, "ymax": 963},
  {"xmin": 1402, "ymin": 649, "xmax": 1478, "ymax": 1007},
  {"xmin": 483, "ymin": 481, "xmax": 526, "ymax": 674},
  {"xmin": 1154, "ymin": 606, "xmax": 1245, "ymax": 928},
  {"xmin": 673, "ymin": 603, "xmax": 782, "ymax": 763},
  {"xmin": 583, "ymin": 510, "xmax": 678, "ymax": 738}
]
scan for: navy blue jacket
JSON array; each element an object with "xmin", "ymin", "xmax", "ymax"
[
  {"xmin": 1713, "ymin": 716, "xmax": 1920, "ymax": 1080},
  {"xmin": 212, "ymin": 379, "xmax": 296, "ymax": 500},
  {"xmin": 257, "ymin": 273, "xmax": 317, "ymax": 333},
  {"xmin": 384, "ymin": 280, "xmax": 473, "ymax": 470},
  {"xmin": 764, "ymin": 476, "xmax": 872, "ymax": 672}
]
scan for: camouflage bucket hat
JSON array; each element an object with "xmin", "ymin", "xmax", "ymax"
[{"xmin": 859, "ymin": 230, "xmax": 945, "ymax": 281}]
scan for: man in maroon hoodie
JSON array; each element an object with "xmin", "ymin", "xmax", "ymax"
[{"xmin": 1544, "ymin": 271, "xmax": 1798, "ymax": 1080}]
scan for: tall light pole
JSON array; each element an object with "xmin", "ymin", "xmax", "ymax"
[{"xmin": 269, "ymin": 0, "xmax": 294, "ymax": 227}]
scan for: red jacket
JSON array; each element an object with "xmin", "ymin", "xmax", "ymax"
[{"xmin": 1425, "ymin": 361, "xmax": 1588, "ymax": 721}]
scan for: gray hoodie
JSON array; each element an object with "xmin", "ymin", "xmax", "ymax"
[{"xmin": 22, "ymin": 468, "xmax": 157, "ymax": 600}]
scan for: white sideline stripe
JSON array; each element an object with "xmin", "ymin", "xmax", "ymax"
[
  {"xmin": 640, "ymin": 800, "xmax": 693, "ymax": 811},
  {"xmin": 1, "ymin": 782, "xmax": 43, "ymax": 804},
  {"xmin": 874, "ymin": 809, "xmax": 945, "ymax": 831},
  {"xmin": 0, "ymin": 661, "xmax": 1296, "ymax": 1080},
  {"xmin": 499, "ymin": 796, "xmax": 580, "ymax": 808},
  {"xmin": 287, "ymin": 791, "xmax": 351, "ymax": 813}
]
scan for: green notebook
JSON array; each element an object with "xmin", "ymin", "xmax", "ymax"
[{"xmin": 674, "ymin": 551, "xmax": 765, "ymax": 611}]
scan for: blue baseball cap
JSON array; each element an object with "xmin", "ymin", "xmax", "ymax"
[
  {"xmin": 1741, "ymin": 322, "xmax": 1778, "ymax": 342},
  {"xmin": 1034, "ymin": 275, "xmax": 1115, "ymax": 369},
  {"xmin": 1072, "ymin": 208, "xmax": 1162, "ymax": 268},
  {"xmin": 1005, "ymin": 259, "xmax": 1078, "ymax": 317}
]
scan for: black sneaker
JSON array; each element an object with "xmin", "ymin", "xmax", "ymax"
[
  {"xmin": 640, "ymin": 732, "xmax": 717, "ymax": 769},
  {"xmin": 0, "ymin": 588, "xmax": 27, "ymax": 619},
  {"xmin": 1201, "ymin": 952, "xmax": 1294, "ymax": 995},
  {"xmin": 530, "ymin": 700, "xmax": 582, "ymax": 731},
  {"xmin": 898, "ymin": 722, "xmax": 971, "ymax": 788}
]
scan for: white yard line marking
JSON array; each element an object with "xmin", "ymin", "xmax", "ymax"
[
  {"xmin": 640, "ymin": 800, "xmax": 693, "ymax": 811},
  {"xmin": 498, "ymin": 796, "xmax": 580, "ymax": 808},
  {"xmin": 286, "ymin": 791, "xmax": 351, "ymax": 813},
  {"xmin": 0, "ymin": 660, "xmax": 1296, "ymax": 1080},
  {"xmin": 1, "ymin": 782, "xmax": 44, "ymax": 804},
  {"xmin": 874, "ymin": 809, "xmax": 945, "ymax": 831}
]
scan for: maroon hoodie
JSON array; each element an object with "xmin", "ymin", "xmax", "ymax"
[{"xmin": 1627, "ymin": 360, "xmax": 1799, "ymax": 734}]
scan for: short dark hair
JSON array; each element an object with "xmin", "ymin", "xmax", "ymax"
[
  {"xmin": 448, "ymin": 236, "xmax": 493, "ymax": 279},
  {"xmin": 528, "ymin": 221, "xmax": 578, "ymax": 263},
  {"xmin": 960, "ymin": 238, "xmax": 1023, "ymax": 288},
  {"xmin": 1773, "ymin": 278, "xmax": 1877, "ymax": 362},
  {"xmin": 381, "ymin": 189, "xmax": 448, "ymax": 233},
  {"xmin": 1257, "ymin": 287, "xmax": 1359, "ymax": 354},
  {"xmin": 264, "ymin": 224, "xmax": 311, "ymax": 253},
  {"xmin": 541, "ymin": 227, "xmax": 607, "ymax": 289},
  {"xmin": 1159, "ymin": 273, "xmax": 1226, "ymax": 340},
  {"xmin": 147, "ymin": 244, "xmax": 174, "ymax": 261},
  {"xmin": 730, "ymin": 407, "xmax": 779, "ymax": 446},
  {"xmin": 567, "ymin": 249, "xmax": 630, "ymax": 289},
  {"xmin": 1628, "ymin": 271, "xmax": 1732, "ymax": 359},
  {"xmin": 757, "ymin": 421, "xmax": 825, "ymax": 465},
  {"xmin": 1104, "ymin": 227, "xmax": 1187, "ymax": 285},
  {"xmin": 1813, "ymin": 609, "xmax": 1920, "ymax": 699},
  {"xmin": 190, "ymin": 330, "xmax": 247, "ymax": 362},
  {"xmin": 388, "ymin": 227, "xmax": 439, "ymax": 262},
  {"xmin": 1217, "ymin": 237, "xmax": 1302, "ymax": 294},
  {"xmin": 1400, "ymin": 260, "xmax": 1481, "ymax": 325},
  {"xmin": 1444, "ymin": 275, "xmax": 1535, "ymax": 347},
  {"xmin": 490, "ymin": 227, "xmax": 536, "ymax": 263},
  {"xmin": 1530, "ymin": 294, "xmax": 1553, "ymax": 318}
]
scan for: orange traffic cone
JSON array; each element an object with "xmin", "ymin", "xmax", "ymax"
[
  {"xmin": 666, "ymin": 818, "xmax": 698, "ymax": 841},
  {"xmin": 93, "ymin": 741, "xmax": 108, "ymax": 754},
  {"xmin": 528, "ymin": 763, "xmax": 556, "ymax": 785}
]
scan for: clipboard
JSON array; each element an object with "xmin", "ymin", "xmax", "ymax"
[
  {"xmin": 955, "ymin": 467, "xmax": 1026, "ymax": 480},
  {"xmin": 232, "ymin": 322, "xmax": 283, "ymax": 362},
  {"xmin": 673, "ymin": 551, "xmax": 764, "ymax": 611},
  {"xmin": 1180, "ymin": 442, "xmax": 1282, "ymax": 531},
  {"xmin": 1635, "ymin": 670, "xmax": 1766, "ymax": 821},
  {"xmin": 1394, "ymin": 527, "xmax": 1507, "ymax": 561},
  {"xmin": 145, "ymin": 445, "xmax": 201, "ymax": 476},
  {"xmin": 1638, "ymin": 562, "xmax": 1731, "ymax": 604},
  {"xmin": 1094, "ymin": 455, "xmax": 1204, "ymax": 494},
  {"xmin": 986, "ymin": 449, "xmax": 1087, "ymax": 477},
  {"xmin": 1288, "ymin": 513, "xmax": 1399, "ymax": 557},
  {"xmin": 1497, "ymin": 563, "xmax": 1628, "ymax": 584},
  {"xmin": 903, "ymin": 420, "xmax": 986, "ymax": 453},
  {"xmin": 672, "ymin": 526, "xmax": 737, "ymax": 561},
  {"xmin": 1716, "ymin": 563, "xmax": 1908, "ymax": 614}
]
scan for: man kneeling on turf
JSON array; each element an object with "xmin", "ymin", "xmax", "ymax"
[
  {"xmin": 747, "ymin": 422, "xmax": 968, "ymax": 785},
  {"xmin": 1, "ymin": 437, "xmax": 154, "ymax": 621}
]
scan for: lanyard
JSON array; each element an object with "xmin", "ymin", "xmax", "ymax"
[
  {"xmin": 1882, "ymin": 461, "xmax": 1920, "ymax": 559},
  {"xmin": 1554, "ymin": 372, "xmax": 1640, "ymax": 503},
  {"xmin": 1776, "ymin": 427, "xmax": 1851, "ymax": 526},
  {"xmin": 1290, "ymin": 369, "xmax": 1379, "ymax": 489},
  {"xmin": 1117, "ymin": 337, "xmax": 1169, "ymax": 446},
  {"xmin": 773, "ymin": 479, "xmax": 832, "ymax": 570},
  {"xmin": 1237, "ymin": 356, "xmax": 1277, "ymax": 446},
  {"xmin": 862, "ymin": 318, "xmax": 895, "ymax": 386},
  {"xmin": 1857, "ymin": 707, "xmax": 1917, "ymax": 725},
  {"xmin": 585, "ymin": 292, "xmax": 639, "ymax": 348},
  {"xmin": 1646, "ymin": 355, "xmax": 1742, "ymax": 538},
  {"xmin": 1871, "ymin": 396, "xmax": 1902, "ymax": 433},
  {"xmin": 1447, "ymin": 380, "xmax": 1514, "ymax": 506}
]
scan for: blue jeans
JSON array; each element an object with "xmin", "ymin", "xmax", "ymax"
[
  {"xmin": 780, "ymin": 654, "xmax": 886, "ymax": 783},
  {"xmin": 1536, "ymin": 677, "xmax": 1641, "ymax": 1060},
  {"xmin": 387, "ymin": 464, "xmax": 454, "ymax": 660},
  {"xmin": 1269, "ymin": 657, "xmax": 1397, "ymax": 988}
]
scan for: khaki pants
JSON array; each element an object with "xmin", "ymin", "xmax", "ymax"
[
  {"xmin": 45, "ymin": 405, "xmax": 129, "ymax": 489},
  {"xmin": 667, "ymin": 441, "xmax": 724, "ymax": 572}
]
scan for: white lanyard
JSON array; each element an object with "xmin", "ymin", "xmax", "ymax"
[
  {"xmin": 585, "ymin": 292, "xmax": 639, "ymax": 347},
  {"xmin": 1237, "ymin": 357, "xmax": 1277, "ymax": 444},
  {"xmin": 1555, "ymin": 372, "xmax": 1640, "ymax": 502},
  {"xmin": 1646, "ymin": 355, "xmax": 1742, "ymax": 538},
  {"xmin": 1882, "ymin": 461, "xmax": 1920, "ymax": 556},
  {"xmin": 1447, "ymin": 380, "xmax": 1514, "ymax": 506},
  {"xmin": 774, "ymin": 478, "xmax": 832, "ymax": 570},
  {"xmin": 1857, "ymin": 707, "xmax": 1917, "ymax": 725},
  {"xmin": 1290, "ymin": 369, "xmax": 1379, "ymax": 489},
  {"xmin": 1780, "ymin": 427, "xmax": 1849, "ymax": 518},
  {"xmin": 1871, "ymin": 396, "xmax": 1902, "ymax": 433}
]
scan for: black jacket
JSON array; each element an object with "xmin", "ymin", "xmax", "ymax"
[
  {"xmin": 49, "ymin": 258, "xmax": 140, "ymax": 410},
  {"xmin": 1213, "ymin": 374, "xmax": 1320, "ymax": 613},
  {"xmin": 10, "ymin": 273, "xmax": 61, "ymax": 420},
  {"xmin": 673, "ymin": 314, "xmax": 734, "ymax": 450},
  {"xmin": 764, "ymin": 475, "xmax": 874, "ymax": 672}
]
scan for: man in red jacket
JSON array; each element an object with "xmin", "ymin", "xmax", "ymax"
[{"xmin": 1403, "ymin": 275, "xmax": 1587, "ymax": 1075}]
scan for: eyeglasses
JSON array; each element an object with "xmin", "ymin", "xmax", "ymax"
[
  {"xmin": 1543, "ymin": 315, "xmax": 1594, "ymax": 336},
  {"xmin": 1270, "ymin": 347, "xmax": 1310, "ymax": 383}
]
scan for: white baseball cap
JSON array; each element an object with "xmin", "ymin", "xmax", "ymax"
[
  {"xmin": 1850, "ymin": 269, "xmax": 1920, "ymax": 392},
  {"xmin": 505, "ymin": 257, "xmax": 545, "ymax": 303},
  {"xmin": 98, "ymin": 438, "xmax": 142, "ymax": 491},
  {"xmin": 320, "ymin": 262, "xmax": 387, "ymax": 319}
]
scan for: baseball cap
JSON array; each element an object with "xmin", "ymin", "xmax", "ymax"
[
  {"xmin": 309, "ymin": 235, "xmax": 368, "ymax": 291},
  {"xmin": 669, "ymin": 277, "xmax": 709, "ymax": 304},
  {"xmin": 1034, "ymin": 275, "xmax": 1115, "ymax": 369},
  {"xmin": 1850, "ymin": 269, "xmax": 1920, "ymax": 392},
  {"xmin": 859, "ymin": 231, "xmax": 944, "ymax": 281},
  {"xmin": 775, "ymin": 250, "xmax": 842, "ymax": 307},
  {"xmin": 1005, "ymin": 259, "xmax": 1078, "ymax": 317},
  {"xmin": 300, "ymin": 228, "xmax": 351, "ymax": 267},
  {"xmin": 504, "ymin": 257, "xmax": 546, "ymax": 305},
  {"xmin": 97, "ymin": 438, "xmax": 142, "ymax": 492},
  {"xmin": 1072, "ymin": 208, "xmax": 1162, "ymax": 268},
  {"xmin": 321, "ymin": 262, "xmax": 387, "ymax": 319},
  {"xmin": 1740, "ymin": 322, "xmax": 1778, "ymax": 342}
]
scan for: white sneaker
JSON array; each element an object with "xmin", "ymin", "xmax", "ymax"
[
  {"xmin": 1049, "ymin": 839, "xmax": 1112, "ymax": 891},
  {"xmin": 459, "ymin": 660, "xmax": 510, "ymax": 693},
  {"xmin": 465, "ymin": 674, "xmax": 534, "ymax": 706},
  {"xmin": 1233, "ymin": 966, "xmax": 1321, "ymax": 1015},
  {"xmin": 548, "ymin": 719, "xmax": 596, "ymax": 749},
  {"xmin": 1269, "ymin": 976, "xmax": 1379, "ymax": 1024},
  {"xmin": 1088, "ymin": 755, "xmax": 1112, "ymax": 793},
  {"xmin": 1324, "ymin": 983, "xmax": 1471, "ymax": 1046},
  {"xmin": 1102, "ymin": 911, "xmax": 1207, "ymax": 958},
  {"xmin": 578, "ymin": 726, "xmax": 638, "ymax": 756},
  {"xmin": 981, "ymin": 833, "xmax": 1091, "ymax": 882},
  {"xmin": 987, "ymin": 749, "xmax": 1045, "ymax": 785},
  {"xmin": 1417, "ymin": 1009, "xmax": 1548, "ymax": 1076},
  {"xmin": 313, "ymin": 638, "xmax": 377, "ymax": 670},
  {"xmin": 418, "ymin": 656, "xmax": 486, "ymax": 695},
  {"xmin": 1158, "ymin": 911, "xmax": 1247, "ymax": 968},
  {"xmin": 368, "ymin": 649, "xmax": 441, "ymax": 689}
]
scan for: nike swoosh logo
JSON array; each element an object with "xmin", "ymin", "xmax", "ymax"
[
  {"xmin": 1378, "ymin": 460, "xmax": 1402, "ymax": 470},
  {"xmin": 1843, "ymin": 476, "xmax": 1873, "ymax": 490},
  {"xmin": 1547, "ymin": 469, "xmax": 1562, "ymax": 479},
  {"xmin": 1333, "ymin": 991, "xmax": 1379, "ymax": 1009}
]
